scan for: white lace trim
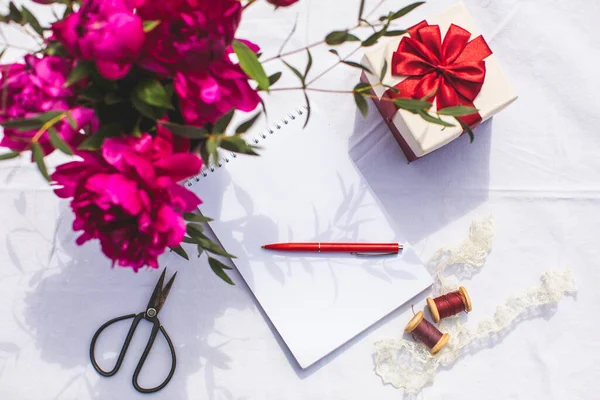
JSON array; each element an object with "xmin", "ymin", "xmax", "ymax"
[{"xmin": 373, "ymin": 218, "xmax": 577, "ymax": 393}]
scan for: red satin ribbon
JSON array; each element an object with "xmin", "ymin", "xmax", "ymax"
[{"xmin": 389, "ymin": 21, "xmax": 492, "ymax": 128}]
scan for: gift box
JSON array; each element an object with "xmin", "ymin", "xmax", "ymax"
[{"xmin": 360, "ymin": 3, "xmax": 518, "ymax": 161}]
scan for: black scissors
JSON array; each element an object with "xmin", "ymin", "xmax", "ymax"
[{"xmin": 90, "ymin": 269, "xmax": 177, "ymax": 393}]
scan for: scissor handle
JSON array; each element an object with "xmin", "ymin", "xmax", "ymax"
[
  {"xmin": 90, "ymin": 313, "xmax": 139, "ymax": 377},
  {"xmin": 132, "ymin": 323, "xmax": 177, "ymax": 393}
]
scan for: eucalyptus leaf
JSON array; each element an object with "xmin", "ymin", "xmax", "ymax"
[
  {"xmin": 390, "ymin": 2, "xmax": 425, "ymax": 20},
  {"xmin": 358, "ymin": 0, "xmax": 366, "ymax": 21},
  {"xmin": 380, "ymin": 59, "xmax": 388, "ymax": 82},
  {"xmin": 354, "ymin": 92, "xmax": 369, "ymax": 118},
  {"xmin": 208, "ymin": 257, "xmax": 234, "ymax": 285},
  {"xmin": 8, "ymin": 2, "xmax": 22, "ymax": 23},
  {"xmin": 328, "ymin": 49, "xmax": 340, "ymax": 57},
  {"xmin": 342, "ymin": 60, "xmax": 372, "ymax": 74},
  {"xmin": 134, "ymin": 78, "xmax": 173, "ymax": 109},
  {"xmin": 186, "ymin": 223, "xmax": 204, "ymax": 237},
  {"xmin": 325, "ymin": 30, "xmax": 360, "ymax": 45},
  {"xmin": 268, "ymin": 72, "xmax": 282, "ymax": 86},
  {"xmin": 437, "ymin": 106, "xmax": 479, "ymax": 117},
  {"xmin": 384, "ymin": 30, "xmax": 408, "ymax": 37},
  {"xmin": 206, "ymin": 136, "xmax": 220, "ymax": 164},
  {"xmin": 77, "ymin": 123, "xmax": 121, "ymax": 150},
  {"xmin": 143, "ymin": 20, "xmax": 160, "ymax": 33},
  {"xmin": 31, "ymin": 143, "xmax": 50, "ymax": 181},
  {"xmin": 160, "ymin": 121, "xmax": 208, "ymax": 139},
  {"xmin": 170, "ymin": 245, "xmax": 189, "ymax": 260},
  {"xmin": 278, "ymin": 15, "xmax": 298, "ymax": 55},
  {"xmin": 235, "ymin": 113, "xmax": 261, "ymax": 134},
  {"xmin": 457, "ymin": 118, "xmax": 475, "ymax": 143},
  {"xmin": 282, "ymin": 60, "xmax": 305, "ymax": 86},
  {"xmin": 303, "ymin": 92, "xmax": 311, "ymax": 129},
  {"xmin": 48, "ymin": 127, "xmax": 73, "ymax": 155},
  {"xmin": 0, "ymin": 110, "xmax": 63, "ymax": 131},
  {"xmin": 392, "ymin": 98, "xmax": 432, "ymax": 111},
  {"xmin": 65, "ymin": 62, "xmax": 91, "ymax": 87},
  {"xmin": 232, "ymin": 39, "xmax": 270, "ymax": 91},
  {"xmin": 183, "ymin": 212, "xmax": 213, "ymax": 223},
  {"xmin": 362, "ymin": 30, "xmax": 385, "ymax": 47},
  {"xmin": 416, "ymin": 110, "xmax": 455, "ymax": 127},
  {"xmin": 21, "ymin": 6, "xmax": 43, "ymax": 36},
  {"xmin": 131, "ymin": 95, "xmax": 162, "ymax": 119},
  {"xmin": 0, "ymin": 151, "xmax": 19, "ymax": 160},
  {"xmin": 304, "ymin": 49, "xmax": 313, "ymax": 80},
  {"xmin": 213, "ymin": 109, "xmax": 235, "ymax": 134},
  {"xmin": 353, "ymin": 82, "xmax": 371, "ymax": 93},
  {"xmin": 219, "ymin": 135, "xmax": 260, "ymax": 156}
]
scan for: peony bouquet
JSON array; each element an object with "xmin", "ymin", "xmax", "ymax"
[{"xmin": 0, "ymin": 0, "xmax": 464, "ymax": 282}]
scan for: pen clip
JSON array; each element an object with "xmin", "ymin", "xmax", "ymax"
[{"xmin": 351, "ymin": 251, "xmax": 398, "ymax": 257}]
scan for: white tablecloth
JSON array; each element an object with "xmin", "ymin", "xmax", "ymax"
[{"xmin": 1, "ymin": 0, "xmax": 599, "ymax": 399}]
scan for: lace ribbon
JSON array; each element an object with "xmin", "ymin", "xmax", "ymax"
[{"xmin": 373, "ymin": 218, "xmax": 577, "ymax": 393}]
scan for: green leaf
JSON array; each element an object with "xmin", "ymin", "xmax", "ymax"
[
  {"xmin": 170, "ymin": 244, "xmax": 189, "ymax": 261},
  {"xmin": 362, "ymin": 30, "xmax": 385, "ymax": 47},
  {"xmin": 21, "ymin": 6, "xmax": 43, "ymax": 36},
  {"xmin": 0, "ymin": 110, "xmax": 64, "ymax": 131},
  {"xmin": 304, "ymin": 49, "xmax": 313, "ymax": 80},
  {"xmin": 268, "ymin": 72, "xmax": 282, "ymax": 86},
  {"xmin": 277, "ymin": 15, "xmax": 298, "ymax": 55},
  {"xmin": 457, "ymin": 118, "xmax": 475, "ymax": 143},
  {"xmin": 325, "ymin": 30, "xmax": 361, "ymax": 45},
  {"xmin": 197, "ymin": 244, "xmax": 204, "ymax": 257},
  {"xmin": 235, "ymin": 113, "xmax": 261, "ymax": 134},
  {"xmin": 384, "ymin": 30, "xmax": 408, "ymax": 37},
  {"xmin": 131, "ymin": 95, "xmax": 163, "ymax": 120},
  {"xmin": 206, "ymin": 136, "xmax": 220, "ymax": 164},
  {"xmin": 353, "ymin": 82, "xmax": 371, "ymax": 94},
  {"xmin": 208, "ymin": 257, "xmax": 234, "ymax": 285},
  {"xmin": 190, "ymin": 232, "xmax": 237, "ymax": 258},
  {"xmin": 303, "ymin": 92, "xmax": 311, "ymax": 129},
  {"xmin": 213, "ymin": 109, "xmax": 235, "ymax": 134},
  {"xmin": 416, "ymin": 110, "xmax": 455, "ymax": 127},
  {"xmin": 392, "ymin": 98, "xmax": 432, "ymax": 111},
  {"xmin": 186, "ymin": 223, "xmax": 204, "ymax": 237},
  {"xmin": 0, "ymin": 48, "xmax": 6, "ymax": 61},
  {"xmin": 380, "ymin": 59, "xmax": 388, "ymax": 82},
  {"xmin": 328, "ymin": 49, "xmax": 340, "ymax": 58},
  {"xmin": 143, "ymin": 20, "xmax": 161, "ymax": 33},
  {"xmin": 65, "ymin": 62, "xmax": 91, "ymax": 87},
  {"xmin": 31, "ymin": 143, "xmax": 50, "ymax": 181},
  {"xmin": 159, "ymin": 121, "xmax": 208, "ymax": 139},
  {"xmin": 341, "ymin": 60, "xmax": 372, "ymax": 74},
  {"xmin": 0, "ymin": 151, "xmax": 19, "ymax": 160},
  {"xmin": 232, "ymin": 39, "xmax": 270, "ymax": 91},
  {"xmin": 354, "ymin": 92, "xmax": 369, "ymax": 118},
  {"xmin": 134, "ymin": 78, "xmax": 173, "ymax": 109},
  {"xmin": 183, "ymin": 212, "xmax": 213, "ymax": 223},
  {"xmin": 437, "ymin": 106, "xmax": 479, "ymax": 117},
  {"xmin": 48, "ymin": 127, "xmax": 73, "ymax": 155},
  {"xmin": 358, "ymin": 0, "xmax": 366, "ymax": 21},
  {"xmin": 282, "ymin": 60, "xmax": 305, "ymax": 86},
  {"xmin": 104, "ymin": 92, "xmax": 126, "ymax": 105},
  {"xmin": 8, "ymin": 2, "xmax": 22, "ymax": 23},
  {"xmin": 390, "ymin": 2, "xmax": 425, "ymax": 20},
  {"xmin": 219, "ymin": 135, "xmax": 260, "ymax": 156},
  {"xmin": 77, "ymin": 123, "xmax": 121, "ymax": 150}
]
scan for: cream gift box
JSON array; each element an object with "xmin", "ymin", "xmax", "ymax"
[{"xmin": 360, "ymin": 3, "xmax": 518, "ymax": 161}]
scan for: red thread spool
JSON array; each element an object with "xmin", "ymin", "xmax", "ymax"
[
  {"xmin": 404, "ymin": 311, "xmax": 449, "ymax": 355},
  {"xmin": 427, "ymin": 286, "xmax": 472, "ymax": 323}
]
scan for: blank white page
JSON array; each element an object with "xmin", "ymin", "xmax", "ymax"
[{"xmin": 192, "ymin": 108, "xmax": 431, "ymax": 368}]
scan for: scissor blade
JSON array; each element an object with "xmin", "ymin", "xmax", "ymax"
[
  {"xmin": 155, "ymin": 272, "xmax": 177, "ymax": 315},
  {"xmin": 146, "ymin": 269, "xmax": 167, "ymax": 311}
]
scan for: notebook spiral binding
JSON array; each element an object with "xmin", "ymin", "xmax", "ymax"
[{"xmin": 184, "ymin": 106, "xmax": 308, "ymax": 187}]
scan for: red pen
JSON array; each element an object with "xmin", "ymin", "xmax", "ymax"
[{"xmin": 261, "ymin": 242, "xmax": 402, "ymax": 256}]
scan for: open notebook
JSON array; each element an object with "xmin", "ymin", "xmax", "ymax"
[{"xmin": 187, "ymin": 107, "xmax": 432, "ymax": 368}]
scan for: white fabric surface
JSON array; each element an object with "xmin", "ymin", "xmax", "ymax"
[{"xmin": 0, "ymin": 0, "xmax": 599, "ymax": 399}]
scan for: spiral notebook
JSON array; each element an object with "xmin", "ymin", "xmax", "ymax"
[{"xmin": 186, "ymin": 107, "xmax": 432, "ymax": 368}]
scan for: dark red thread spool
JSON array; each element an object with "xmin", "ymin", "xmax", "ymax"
[
  {"xmin": 427, "ymin": 286, "xmax": 472, "ymax": 323},
  {"xmin": 404, "ymin": 311, "xmax": 449, "ymax": 355}
]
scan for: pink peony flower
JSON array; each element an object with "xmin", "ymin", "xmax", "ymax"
[
  {"xmin": 267, "ymin": 0, "xmax": 299, "ymax": 7},
  {"xmin": 0, "ymin": 55, "xmax": 98, "ymax": 155},
  {"xmin": 52, "ymin": 0, "xmax": 145, "ymax": 79},
  {"xmin": 51, "ymin": 126, "xmax": 202, "ymax": 271},
  {"xmin": 138, "ymin": 0, "xmax": 242, "ymax": 75},
  {"xmin": 174, "ymin": 53, "xmax": 261, "ymax": 126}
]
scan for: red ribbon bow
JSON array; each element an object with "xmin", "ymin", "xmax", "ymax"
[{"xmin": 390, "ymin": 21, "xmax": 492, "ymax": 127}]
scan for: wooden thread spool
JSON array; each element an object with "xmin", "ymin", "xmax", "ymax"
[
  {"xmin": 404, "ymin": 311, "xmax": 449, "ymax": 355},
  {"xmin": 426, "ymin": 286, "xmax": 472, "ymax": 323}
]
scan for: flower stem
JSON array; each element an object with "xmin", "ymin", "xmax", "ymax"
[{"xmin": 31, "ymin": 113, "xmax": 66, "ymax": 143}]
